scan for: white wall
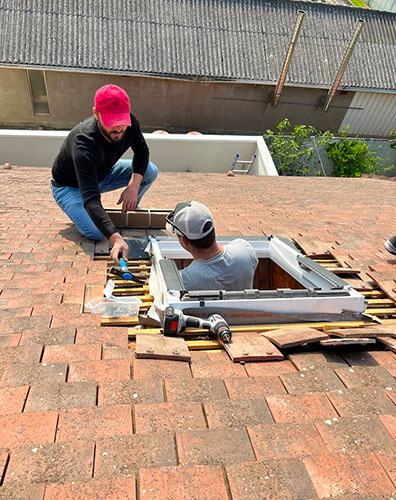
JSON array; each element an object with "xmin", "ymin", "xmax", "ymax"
[
  {"xmin": 366, "ymin": 0, "xmax": 396, "ymax": 12},
  {"xmin": 0, "ymin": 131, "xmax": 278, "ymax": 175},
  {"xmin": 339, "ymin": 92, "xmax": 396, "ymax": 137}
]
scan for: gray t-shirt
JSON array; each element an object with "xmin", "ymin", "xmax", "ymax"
[{"xmin": 180, "ymin": 239, "xmax": 258, "ymax": 291}]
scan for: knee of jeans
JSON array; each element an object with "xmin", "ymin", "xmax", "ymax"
[
  {"xmin": 81, "ymin": 226, "xmax": 105, "ymax": 241},
  {"xmin": 146, "ymin": 162, "xmax": 158, "ymax": 182}
]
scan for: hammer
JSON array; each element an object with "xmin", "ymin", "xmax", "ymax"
[{"xmin": 110, "ymin": 258, "xmax": 146, "ymax": 284}]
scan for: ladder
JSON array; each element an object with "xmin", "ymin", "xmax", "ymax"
[{"xmin": 227, "ymin": 153, "xmax": 257, "ymax": 176}]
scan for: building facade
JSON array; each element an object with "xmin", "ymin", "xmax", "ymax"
[{"xmin": 0, "ymin": 0, "xmax": 395, "ymax": 137}]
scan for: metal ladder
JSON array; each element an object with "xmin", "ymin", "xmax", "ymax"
[{"xmin": 227, "ymin": 153, "xmax": 257, "ymax": 176}]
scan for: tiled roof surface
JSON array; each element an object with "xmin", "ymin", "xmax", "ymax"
[
  {"xmin": 0, "ymin": 167, "xmax": 396, "ymax": 496},
  {"xmin": 0, "ymin": 0, "xmax": 395, "ymax": 90}
]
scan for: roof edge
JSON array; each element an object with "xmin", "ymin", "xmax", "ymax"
[{"xmin": 1, "ymin": 63, "xmax": 395, "ymax": 95}]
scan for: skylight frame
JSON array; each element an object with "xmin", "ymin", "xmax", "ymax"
[{"xmin": 146, "ymin": 236, "xmax": 367, "ymax": 325}]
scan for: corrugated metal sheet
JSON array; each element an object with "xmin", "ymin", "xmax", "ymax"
[
  {"xmin": 367, "ymin": 0, "xmax": 396, "ymax": 13},
  {"xmin": 0, "ymin": 0, "xmax": 395, "ymax": 90},
  {"xmin": 339, "ymin": 92, "xmax": 396, "ymax": 136}
]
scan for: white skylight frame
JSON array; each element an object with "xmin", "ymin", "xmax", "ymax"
[{"xmin": 146, "ymin": 236, "xmax": 367, "ymax": 325}]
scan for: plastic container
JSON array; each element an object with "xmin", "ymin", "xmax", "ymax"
[{"xmin": 85, "ymin": 296, "xmax": 142, "ymax": 318}]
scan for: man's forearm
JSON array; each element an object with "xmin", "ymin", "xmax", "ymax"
[
  {"xmin": 109, "ymin": 232, "xmax": 124, "ymax": 245},
  {"xmin": 128, "ymin": 172, "xmax": 143, "ymax": 190}
]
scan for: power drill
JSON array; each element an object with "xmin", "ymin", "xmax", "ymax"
[{"xmin": 163, "ymin": 307, "xmax": 232, "ymax": 343}]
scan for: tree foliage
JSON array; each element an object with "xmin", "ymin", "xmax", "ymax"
[
  {"xmin": 264, "ymin": 119, "xmax": 333, "ymax": 176},
  {"xmin": 325, "ymin": 127, "xmax": 382, "ymax": 177},
  {"xmin": 390, "ymin": 130, "xmax": 396, "ymax": 150}
]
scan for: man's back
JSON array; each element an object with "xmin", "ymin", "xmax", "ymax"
[{"xmin": 180, "ymin": 238, "xmax": 258, "ymax": 291}]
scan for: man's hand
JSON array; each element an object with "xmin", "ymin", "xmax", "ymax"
[
  {"xmin": 117, "ymin": 184, "xmax": 139, "ymax": 213},
  {"xmin": 109, "ymin": 232, "xmax": 129, "ymax": 264}
]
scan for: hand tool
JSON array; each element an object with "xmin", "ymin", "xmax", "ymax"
[
  {"xmin": 109, "ymin": 258, "xmax": 147, "ymax": 284},
  {"xmin": 163, "ymin": 307, "xmax": 232, "ymax": 343}
]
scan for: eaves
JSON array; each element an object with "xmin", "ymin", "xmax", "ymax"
[{"xmin": 1, "ymin": 62, "xmax": 395, "ymax": 96}]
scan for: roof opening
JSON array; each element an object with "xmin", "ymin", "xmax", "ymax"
[{"xmin": 147, "ymin": 235, "xmax": 367, "ymax": 325}]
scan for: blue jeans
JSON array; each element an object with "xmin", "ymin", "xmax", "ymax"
[{"xmin": 51, "ymin": 159, "xmax": 158, "ymax": 240}]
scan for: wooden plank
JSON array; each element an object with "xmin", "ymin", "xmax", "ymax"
[
  {"xmin": 262, "ymin": 327, "xmax": 328, "ymax": 348},
  {"xmin": 223, "ymin": 332, "xmax": 283, "ymax": 362},
  {"xmin": 325, "ymin": 267, "xmax": 361, "ymax": 275},
  {"xmin": 320, "ymin": 262, "xmax": 339, "ymax": 267},
  {"xmin": 113, "ymin": 287, "xmax": 150, "ymax": 295},
  {"xmin": 129, "ymin": 341, "xmax": 223, "ymax": 351},
  {"xmin": 367, "ymin": 298, "xmax": 394, "ymax": 306},
  {"xmin": 186, "ymin": 340, "xmax": 221, "ymax": 350},
  {"xmin": 109, "ymin": 271, "xmax": 150, "ymax": 279},
  {"xmin": 271, "ymin": 261, "xmax": 304, "ymax": 290},
  {"xmin": 101, "ymin": 316, "xmax": 140, "ymax": 326},
  {"xmin": 362, "ymin": 290, "xmax": 387, "ymax": 298},
  {"xmin": 253, "ymin": 258, "xmax": 270, "ymax": 289},
  {"xmin": 365, "ymin": 308, "xmax": 396, "ymax": 315},
  {"xmin": 111, "ymin": 283, "xmax": 150, "ymax": 291},
  {"xmin": 326, "ymin": 327, "xmax": 395, "ymax": 338},
  {"xmin": 135, "ymin": 334, "xmax": 190, "ymax": 361},
  {"xmin": 377, "ymin": 336, "xmax": 396, "ymax": 352},
  {"xmin": 320, "ymin": 338, "xmax": 376, "ymax": 346},
  {"xmin": 107, "ymin": 262, "xmax": 151, "ymax": 269},
  {"xmin": 138, "ymin": 303, "xmax": 152, "ymax": 311},
  {"xmin": 109, "ymin": 266, "xmax": 150, "ymax": 273}
]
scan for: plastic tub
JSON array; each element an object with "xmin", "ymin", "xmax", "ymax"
[{"xmin": 85, "ymin": 296, "xmax": 142, "ymax": 318}]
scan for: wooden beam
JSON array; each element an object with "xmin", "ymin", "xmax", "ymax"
[
  {"xmin": 362, "ymin": 290, "xmax": 387, "ymax": 298},
  {"xmin": 367, "ymin": 299, "xmax": 395, "ymax": 306},
  {"xmin": 185, "ymin": 339, "xmax": 221, "ymax": 350},
  {"xmin": 101, "ymin": 317, "xmax": 140, "ymax": 326},
  {"xmin": 365, "ymin": 308, "xmax": 396, "ymax": 316}
]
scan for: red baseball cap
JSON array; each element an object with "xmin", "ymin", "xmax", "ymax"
[{"xmin": 94, "ymin": 84, "xmax": 131, "ymax": 128}]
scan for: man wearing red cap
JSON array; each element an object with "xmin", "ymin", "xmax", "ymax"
[{"xmin": 51, "ymin": 84, "xmax": 158, "ymax": 262}]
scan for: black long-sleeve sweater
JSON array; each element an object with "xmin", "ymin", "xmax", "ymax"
[{"xmin": 51, "ymin": 113, "xmax": 149, "ymax": 238}]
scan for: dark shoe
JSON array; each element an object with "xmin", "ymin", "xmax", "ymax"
[{"xmin": 384, "ymin": 235, "xmax": 396, "ymax": 256}]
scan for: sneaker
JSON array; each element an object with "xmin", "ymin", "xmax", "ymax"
[{"xmin": 384, "ymin": 235, "xmax": 396, "ymax": 256}]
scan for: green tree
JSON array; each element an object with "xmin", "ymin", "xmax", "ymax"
[
  {"xmin": 325, "ymin": 127, "xmax": 382, "ymax": 177},
  {"xmin": 390, "ymin": 130, "xmax": 396, "ymax": 150},
  {"xmin": 264, "ymin": 119, "xmax": 333, "ymax": 176}
]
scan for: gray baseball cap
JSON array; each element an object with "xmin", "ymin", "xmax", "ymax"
[{"xmin": 166, "ymin": 201, "xmax": 214, "ymax": 240}]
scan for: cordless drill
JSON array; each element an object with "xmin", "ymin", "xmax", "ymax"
[{"xmin": 163, "ymin": 307, "xmax": 232, "ymax": 343}]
